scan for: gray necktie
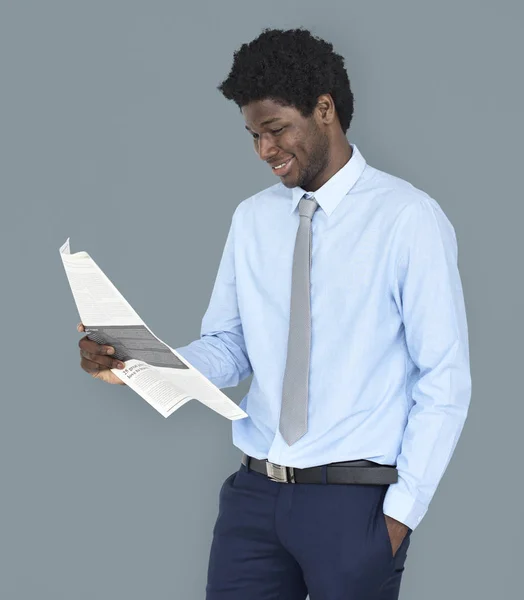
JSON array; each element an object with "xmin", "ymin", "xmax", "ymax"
[{"xmin": 279, "ymin": 195, "xmax": 319, "ymax": 446}]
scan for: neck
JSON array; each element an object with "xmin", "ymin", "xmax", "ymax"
[{"xmin": 305, "ymin": 139, "xmax": 353, "ymax": 192}]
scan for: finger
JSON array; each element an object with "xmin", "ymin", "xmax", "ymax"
[
  {"xmin": 77, "ymin": 322, "xmax": 85, "ymax": 332},
  {"xmin": 81, "ymin": 355, "xmax": 107, "ymax": 374},
  {"xmin": 78, "ymin": 335, "xmax": 116, "ymax": 356},
  {"xmin": 80, "ymin": 349, "xmax": 125, "ymax": 371},
  {"xmin": 80, "ymin": 355, "xmax": 126, "ymax": 374}
]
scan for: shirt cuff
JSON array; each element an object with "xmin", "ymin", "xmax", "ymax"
[{"xmin": 382, "ymin": 485, "xmax": 428, "ymax": 532}]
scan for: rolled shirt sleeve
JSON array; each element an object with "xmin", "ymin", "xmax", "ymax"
[
  {"xmin": 383, "ymin": 196, "xmax": 472, "ymax": 531},
  {"xmin": 174, "ymin": 205, "xmax": 253, "ymax": 389}
]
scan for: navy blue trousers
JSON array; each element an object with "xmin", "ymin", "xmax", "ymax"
[{"xmin": 206, "ymin": 463, "xmax": 412, "ymax": 600}]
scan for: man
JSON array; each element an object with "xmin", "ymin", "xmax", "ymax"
[{"xmin": 77, "ymin": 27, "xmax": 472, "ymax": 599}]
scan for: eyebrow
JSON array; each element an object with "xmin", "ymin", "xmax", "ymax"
[{"xmin": 245, "ymin": 117, "xmax": 282, "ymax": 132}]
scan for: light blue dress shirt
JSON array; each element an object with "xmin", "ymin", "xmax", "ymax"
[{"xmin": 175, "ymin": 143, "xmax": 472, "ymax": 531}]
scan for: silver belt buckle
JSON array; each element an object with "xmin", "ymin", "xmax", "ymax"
[{"xmin": 266, "ymin": 461, "xmax": 295, "ymax": 483}]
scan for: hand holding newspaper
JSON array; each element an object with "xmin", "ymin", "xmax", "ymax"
[{"xmin": 60, "ymin": 238, "xmax": 248, "ymax": 421}]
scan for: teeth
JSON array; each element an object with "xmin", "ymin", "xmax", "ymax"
[{"xmin": 274, "ymin": 159, "xmax": 290, "ymax": 170}]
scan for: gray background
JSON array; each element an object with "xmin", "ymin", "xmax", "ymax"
[{"xmin": 1, "ymin": 1, "xmax": 522, "ymax": 598}]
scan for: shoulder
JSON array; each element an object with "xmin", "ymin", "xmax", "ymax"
[
  {"xmin": 232, "ymin": 182, "xmax": 289, "ymax": 222},
  {"xmin": 365, "ymin": 165, "xmax": 455, "ymax": 237},
  {"xmin": 364, "ymin": 165, "xmax": 430, "ymax": 210}
]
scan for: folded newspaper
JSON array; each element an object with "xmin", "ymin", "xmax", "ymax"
[{"xmin": 59, "ymin": 238, "xmax": 248, "ymax": 421}]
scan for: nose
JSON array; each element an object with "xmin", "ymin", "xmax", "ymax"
[{"xmin": 256, "ymin": 134, "xmax": 279, "ymax": 162}]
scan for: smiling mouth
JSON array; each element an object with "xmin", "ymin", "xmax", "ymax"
[{"xmin": 271, "ymin": 156, "xmax": 295, "ymax": 176}]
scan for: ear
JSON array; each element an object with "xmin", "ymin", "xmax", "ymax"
[{"xmin": 316, "ymin": 94, "xmax": 336, "ymax": 125}]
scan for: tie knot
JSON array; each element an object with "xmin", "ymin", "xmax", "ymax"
[{"xmin": 298, "ymin": 195, "xmax": 319, "ymax": 220}]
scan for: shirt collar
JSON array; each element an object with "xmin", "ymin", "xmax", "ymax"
[{"xmin": 289, "ymin": 143, "xmax": 367, "ymax": 216}]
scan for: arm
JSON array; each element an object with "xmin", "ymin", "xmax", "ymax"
[
  {"xmin": 383, "ymin": 196, "xmax": 472, "ymax": 531},
  {"xmin": 174, "ymin": 205, "xmax": 253, "ymax": 389}
]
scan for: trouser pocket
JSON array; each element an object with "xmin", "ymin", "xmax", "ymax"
[{"xmin": 375, "ymin": 487, "xmax": 412, "ymax": 571}]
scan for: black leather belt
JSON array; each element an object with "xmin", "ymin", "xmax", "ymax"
[{"xmin": 241, "ymin": 454, "xmax": 398, "ymax": 485}]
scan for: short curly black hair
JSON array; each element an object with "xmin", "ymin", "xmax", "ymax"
[{"xmin": 217, "ymin": 27, "xmax": 354, "ymax": 134}]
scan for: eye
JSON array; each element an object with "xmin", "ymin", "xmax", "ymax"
[{"xmin": 251, "ymin": 127, "xmax": 284, "ymax": 140}]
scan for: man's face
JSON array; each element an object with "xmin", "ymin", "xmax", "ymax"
[{"xmin": 241, "ymin": 98, "xmax": 330, "ymax": 191}]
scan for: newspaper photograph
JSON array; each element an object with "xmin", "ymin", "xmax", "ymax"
[{"xmin": 59, "ymin": 238, "xmax": 248, "ymax": 421}]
